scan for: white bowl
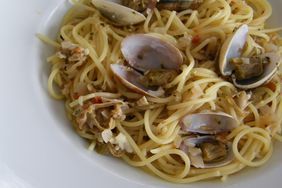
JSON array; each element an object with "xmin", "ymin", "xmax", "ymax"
[{"xmin": 0, "ymin": 0, "xmax": 281, "ymax": 188}]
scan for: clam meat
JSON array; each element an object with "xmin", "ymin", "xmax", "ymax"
[
  {"xmin": 180, "ymin": 136, "xmax": 234, "ymax": 168},
  {"xmin": 122, "ymin": 0, "xmax": 203, "ymax": 12},
  {"xmin": 179, "ymin": 112, "xmax": 237, "ymax": 168}
]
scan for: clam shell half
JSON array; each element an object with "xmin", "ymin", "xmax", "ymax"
[
  {"xmin": 180, "ymin": 112, "xmax": 238, "ymax": 134},
  {"xmin": 92, "ymin": 0, "xmax": 146, "ymax": 26},
  {"xmin": 219, "ymin": 24, "xmax": 249, "ymax": 76},
  {"xmin": 121, "ymin": 34, "xmax": 183, "ymax": 73},
  {"xmin": 110, "ymin": 64, "xmax": 165, "ymax": 97}
]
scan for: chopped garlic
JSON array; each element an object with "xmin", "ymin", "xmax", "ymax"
[
  {"xmin": 101, "ymin": 129, "xmax": 113, "ymax": 143},
  {"xmin": 101, "ymin": 130, "xmax": 133, "ymax": 153},
  {"xmin": 111, "ymin": 133, "xmax": 133, "ymax": 153},
  {"xmin": 136, "ymin": 96, "xmax": 149, "ymax": 106},
  {"xmin": 61, "ymin": 41, "xmax": 77, "ymax": 50}
]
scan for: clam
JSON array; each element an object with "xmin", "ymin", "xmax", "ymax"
[
  {"xmin": 121, "ymin": 34, "xmax": 183, "ymax": 72},
  {"xmin": 180, "ymin": 112, "xmax": 238, "ymax": 134},
  {"xmin": 111, "ymin": 34, "xmax": 183, "ymax": 97},
  {"xmin": 122, "ymin": 0, "xmax": 202, "ymax": 12},
  {"xmin": 180, "ymin": 136, "xmax": 234, "ymax": 168},
  {"xmin": 92, "ymin": 0, "xmax": 146, "ymax": 26},
  {"xmin": 219, "ymin": 24, "xmax": 281, "ymax": 89}
]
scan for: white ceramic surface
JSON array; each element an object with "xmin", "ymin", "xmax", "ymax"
[{"xmin": 0, "ymin": 0, "xmax": 281, "ymax": 188}]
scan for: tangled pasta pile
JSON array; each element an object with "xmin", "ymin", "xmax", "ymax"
[{"xmin": 41, "ymin": 0, "xmax": 282, "ymax": 183}]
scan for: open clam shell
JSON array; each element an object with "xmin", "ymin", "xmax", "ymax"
[
  {"xmin": 219, "ymin": 24, "xmax": 281, "ymax": 89},
  {"xmin": 121, "ymin": 34, "xmax": 183, "ymax": 73},
  {"xmin": 110, "ymin": 64, "xmax": 165, "ymax": 97},
  {"xmin": 219, "ymin": 24, "xmax": 249, "ymax": 76},
  {"xmin": 180, "ymin": 136, "xmax": 234, "ymax": 168},
  {"xmin": 180, "ymin": 112, "xmax": 238, "ymax": 134},
  {"xmin": 232, "ymin": 52, "xmax": 281, "ymax": 89},
  {"xmin": 92, "ymin": 0, "xmax": 146, "ymax": 26}
]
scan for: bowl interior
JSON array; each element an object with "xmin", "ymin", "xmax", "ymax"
[{"xmin": 36, "ymin": 0, "xmax": 282, "ymax": 187}]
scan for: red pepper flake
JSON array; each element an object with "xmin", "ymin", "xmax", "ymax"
[
  {"xmin": 73, "ymin": 93, "xmax": 79, "ymax": 100},
  {"xmin": 91, "ymin": 96, "xmax": 102, "ymax": 104},
  {"xmin": 265, "ymin": 82, "xmax": 276, "ymax": 92},
  {"xmin": 192, "ymin": 35, "xmax": 201, "ymax": 45}
]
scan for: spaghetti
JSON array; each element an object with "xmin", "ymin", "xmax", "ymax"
[{"xmin": 40, "ymin": 0, "xmax": 282, "ymax": 183}]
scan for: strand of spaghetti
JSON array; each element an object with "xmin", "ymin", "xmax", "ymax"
[
  {"xmin": 69, "ymin": 92, "xmax": 121, "ymax": 107},
  {"xmin": 192, "ymin": 68, "xmax": 218, "ymax": 78},
  {"xmin": 165, "ymin": 155, "xmax": 183, "ymax": 166},
  {"xmin": 144, "ymin": 110, "xmax": 180, "ymax": 144},
  {"xmin": 184, "ymin": 11, "xmax": 198, "ymax": 28},
  {"xmin": 80, "ymin": 27, "xmax": 109, "ymax": 83},
  {"xmin": 154, "ymin": 8, "xmax": 164, "ymax": 26},
  {"xmin": 183, "ymin": 78, "xmax": 222, "ymax": 92},
  {"xmin": 205, "ymin": 82, "xmax": 236, "ymax": 96},
  {"xmin": 227, "ymin": 125, "xmax": 250, "ymax": 140},
  {"xmin": 240, "ymin": 137, "xmax": 254, "ymax": 156},
  {"xmin": 165, "ymin": 65, "xmax": 191, "ymax": 89},
  {"xmin": 249, "ymin": 0, "xmax": 272, "ymax": 26},
  {"xmin": 248, "ymin": 104, "xmax": 260, "ymax": 127},
  {"xmin": 160, "ymin": 103, "xmax": 204, "ymax": 127},
  {"xmin": 37, "ymin": 34, "xmax": 60, "ymax": 48},
  {"xmin": 230, "ymin": 3, "xmax": 253, "ymax": 22},
  {"xmin": 177, "ymin": 61, "xmax": 195, "ymax": 93},
  {"xmin": 232, "ymin": 127, "xmax": 272, "ymax": 167},
  {"xmin": 255, "ymin": 89, "xmax": 278, "ymax": 109},
  {"xmin": 144, "ymin": 11, "xmax": 153, "ymax": 33},
  {"xmin": 60, "ymin": 25, "xmax": 74, "ymax": 42},
  {"xmin": 191, "ymin": 37, "xmax": 217, "ymax": 54},
  {"xmin": 156, "ymin": 157, "xmax": 183, "ymax": 170},
  {"xmin": 121, "ymin": 120, "xmax": 144, "ymax": 127},
  {"xmin": 116, "ymin": 122, "xmax": 193, "ymax": 182},
  {"xmin": 147, "ymin": 96, "xmax": 174, "ymax": 103},
  {"xmin": 48, "ymin": 68, "xmax": 64, "ymax": 99},
  {"xmin": 167, "ymin": 96, "xmax": 215, "ymax": 110},
  {"xmin": 164, "ymin": 11, "xmax": 177, "ymax": 33},
  {"xmin": 169, "ymin": 12, "xmax": 191, "ymax": 35},
  {"xmin": 72, "ymin": 17, "xmax": 114, "ymax": 89},
  {"xmin": 106, "ymin": 27, "xmax": 124, "ymax": 41},
  {"xmin": 242, "ymin": 37, "xmax": 256, "ymax": 56},
  {"xmin": 249, "ymin": 30, "xmax": 270, "ymax": 41},
  {"xmin": 110, "ymin": 41, "xmax": 121, "ymax": 62}
]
